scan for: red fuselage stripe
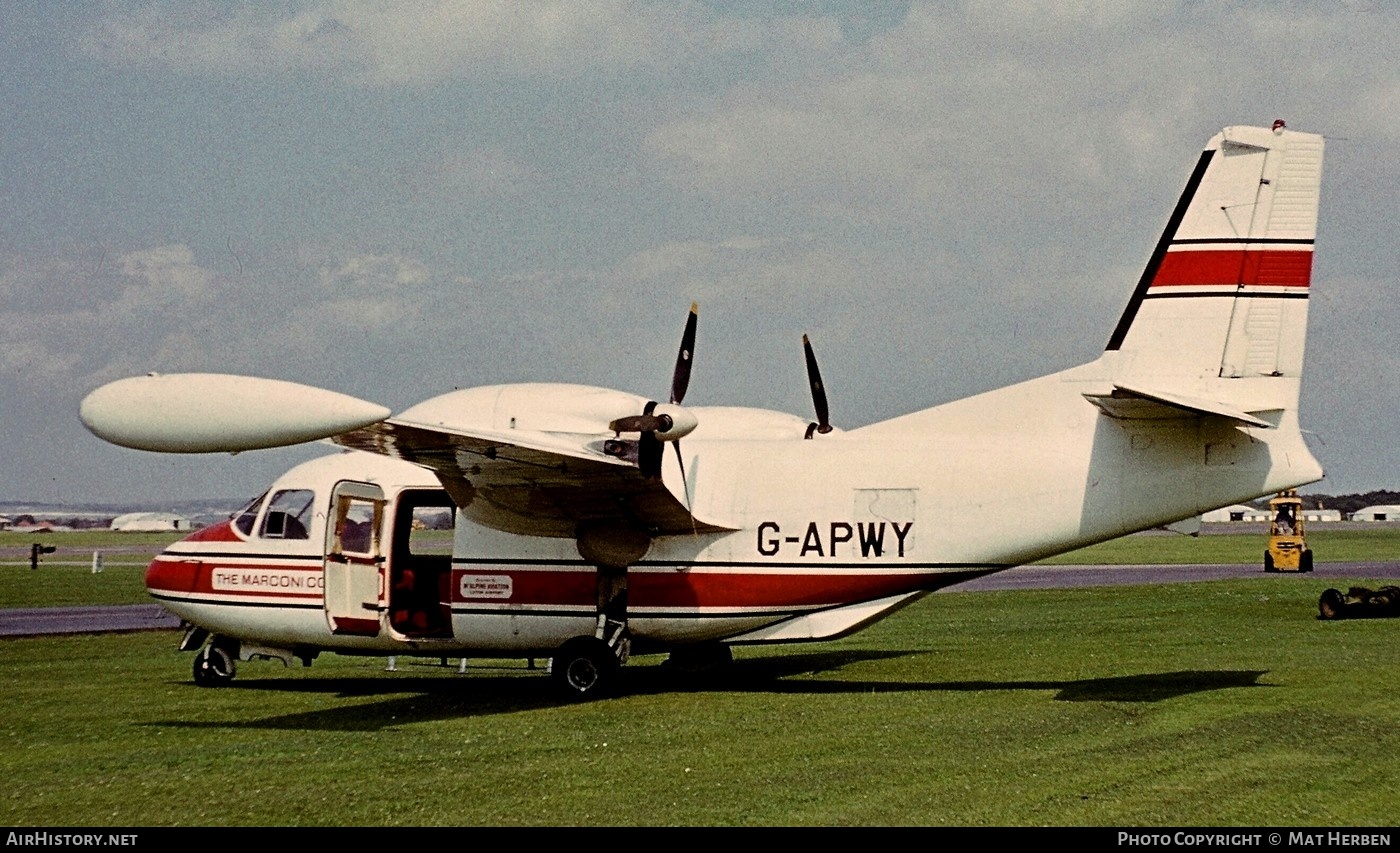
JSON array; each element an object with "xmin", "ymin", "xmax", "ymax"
[{"xmin": 147, "ymin": 561, "xmax": 953, "ymax": 608}]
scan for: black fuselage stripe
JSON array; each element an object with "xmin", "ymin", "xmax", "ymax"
[
  {"xmin": 160, "ymin": 551, "xmax": 323, "ymax": 563},
  {"xmin": 1170, "ymin": 237, "xmax": 1313, "ymax": 246},
  {"xmin": 150, "ymin": 592, "xmax": 323, "ymax": 611},
  {"xmin": 1106, "ymin": 148, "xmax": 1216, "ymax": 351}
]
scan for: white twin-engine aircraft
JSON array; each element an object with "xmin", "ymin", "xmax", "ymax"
[{"xmin": 82, "ymin": 123, "xmax": 1327, "ymax": 698}]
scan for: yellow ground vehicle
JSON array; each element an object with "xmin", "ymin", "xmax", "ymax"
[{"xmin": 1264, "ymin": 490, "xmax": 1312, "ymax": 572}]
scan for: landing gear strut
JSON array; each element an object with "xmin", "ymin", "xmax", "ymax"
[{"xmin": 560, "ymin": 524, "xmax": 647, "ymax": 699}]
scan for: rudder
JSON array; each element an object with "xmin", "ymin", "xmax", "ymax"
[{"xmin": 1106, "ymin": 124, "xmax": 1324, "ymax": 396}]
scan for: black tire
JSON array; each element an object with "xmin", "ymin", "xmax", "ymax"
[
  {"xmin": 550, "ymin": 637, "xmax": 618, "ymax": 699},
  {"xmin": 1264, "ymin": 550, "xmax": 1276, "ymax": 573},
  {"xmin": 192, "ymin": 644, "xmax": 236, "ymax": 687},
  {"xmin": 1318, "ymin": 588, "xmax": 1344, "ymax": 621},
  {"xmin": 1300, "ymin": 550, "xmax": 1314, "ymax": 573}
]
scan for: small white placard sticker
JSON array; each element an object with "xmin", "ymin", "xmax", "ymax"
[{"xmin": 460, "ymin": 574, "xmax": 512, "ymax": 599}]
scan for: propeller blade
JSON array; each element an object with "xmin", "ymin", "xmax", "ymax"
[
  {"xmin": 638, "ymin": 431, "xmax": 663, "ymax": 479},
  {"xmin": 624, "ymin": 303, "xmax": 701, "ymax": 479},
  {"xmin": 803, "ymin": 335, "xmax": 833, "ymax": 439},
  {"xmin": 671, "ymin": 441, "xmax": 693, "ymax": 517},
  {"xmin": 670, "ymin": 302, "xmax": 698, "ymax": 405},
  {"xmin": 634, "ymin": 401, "xmax": 664, "ymax": 479}
]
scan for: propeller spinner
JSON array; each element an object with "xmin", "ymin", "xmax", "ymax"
[{"xmin": 607, "ymin": 303, "xmax": 700, "ymax": 479}]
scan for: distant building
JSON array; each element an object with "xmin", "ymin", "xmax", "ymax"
[
  {"xmin": 0, "ymin": 515, "xmax": 10, "ymax": 530},
  {"xmin": 1202, "ymin": 504, "xmax": 1269, "ymax": 523},
  {"xmin": 110, "ymin": 512, "xmax": 191, "ymax": 532},
  {"xmin": 1302, "ymin": 508, "xmax": 1342, "ymax": 523},
  {"xmin": 1351, "ymin": 505, "xmax": 1400, "ymax": 522}
]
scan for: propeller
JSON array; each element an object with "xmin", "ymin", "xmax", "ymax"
[
  {"xmin": 608, "ymin": 303, "xmax": 700, "ymax": 480},
  {"xmin": 803, "ymin": 334, "xmax": 834, "ymax": 439}
]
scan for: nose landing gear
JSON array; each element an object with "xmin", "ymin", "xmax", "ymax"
[{"xmin": 192, "ymin": 639, "xmax": 239, "ymax": 687}]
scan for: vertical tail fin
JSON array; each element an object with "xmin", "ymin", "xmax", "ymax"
[{"xmin": 1105, "ymin": 124, "xmax": 1324, "ymax": 404}]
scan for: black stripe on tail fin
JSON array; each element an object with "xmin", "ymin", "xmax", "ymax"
[{"xmin": 1104, "ymin": 149, "xmax": 1216, "ymax": 351}]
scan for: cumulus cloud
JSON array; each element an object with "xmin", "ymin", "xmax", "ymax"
[
  {"xmin": 319, "ymin": 253, "xmax": 431, "ymax": 290},
  {"xmin": 0, "ymin": 242, "xmax": 447, "ymax": 393},
  {"xmin": 116, "ymin": 245, "xmax": 216, "ymax": 306},
  {"xmin": 644, "ymin": 0, "xmax": 1397, "ymax": 269}
]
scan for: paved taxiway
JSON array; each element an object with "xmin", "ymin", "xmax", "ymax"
[{"xmin": 3, "ymin": 561, "xmax": 1397, "ymax": 637}]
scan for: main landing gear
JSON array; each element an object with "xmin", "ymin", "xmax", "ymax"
[
  {"xmin": 550, "ymin": 636, "xmax": 620, "ymax": 698},
  {"xmin": 549, "ymin": 565, "xmax": 631, "ymax": 699}
]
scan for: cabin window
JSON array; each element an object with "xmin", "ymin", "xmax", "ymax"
[
  {"xmin": 336, "ymin": 497, "xmax": 380, "ymax": 555},
  {"xmin": 232, "ymin": 491, "xmax": 268, "ymax": 537},
  {"xmin": 260, "ymin": 489, "xmax": 315, "ymax": 540}
]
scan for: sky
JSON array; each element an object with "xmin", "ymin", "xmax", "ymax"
[{"xmin": 2, "ymin": 1, "xmax": 1396, "ymax": 507}]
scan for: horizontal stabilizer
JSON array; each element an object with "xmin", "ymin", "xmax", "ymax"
[{"xmin": 1083, "ymin": 384, "xmax": 1272, "ymax": 428}]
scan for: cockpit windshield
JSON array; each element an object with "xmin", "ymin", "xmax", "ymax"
[
  {"xmin": 261, "ymin": 489, "xmax": 315, "ymax": 540},
  {"xmin": 231, "ymin": 491, "xmax": 268, "ymax": 537}
]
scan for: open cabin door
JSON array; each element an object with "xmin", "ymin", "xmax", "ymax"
[
  {"xmin": 387, "ymin": 489, "xmax": 456, "ymax": 639},
  {"xmin": 324, "ymin": 480, "xmax": 386, "ymax": 637}
]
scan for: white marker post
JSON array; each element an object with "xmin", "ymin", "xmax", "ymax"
[{"xmin": 92, "ymin": 551, "xmax": 104, "ymax": 574}]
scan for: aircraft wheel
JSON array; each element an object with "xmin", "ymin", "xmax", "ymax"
[
  {"xmin": 550, "ymin": 637, "xmax": 617, "ymax": 699},
  {"xmin": 192, "ymin": 644, "xmax": 236, "ymax": 687}
]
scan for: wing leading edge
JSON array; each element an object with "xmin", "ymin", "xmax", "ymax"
[{"xmin": 334, "ymin": 415, "xmax": 734, "ymax": 539}]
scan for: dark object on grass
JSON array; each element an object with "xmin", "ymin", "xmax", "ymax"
[
  {"xmin": 1318, "ymin": 586, "xmax": 1400, "ymax": 620},
  {"xmin": 29, "ymin": 543, "xmax": 55, "ymax": 570}
]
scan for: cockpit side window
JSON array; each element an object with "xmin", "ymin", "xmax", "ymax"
[
  {"xmin": 260, "ymin": 489, "xmax": 315, "ymax": 540},
  {"xmin": 232, "ymin": 491, "xmax": 268, "ymax": 537}
]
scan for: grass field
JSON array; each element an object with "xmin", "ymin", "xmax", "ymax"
[
  {"xmin": 3, "ymin": 527, "xmax": 1398, "ymax": 827},
  {"xmin": 1038, "ymin": 526, "xmax": 1400, "ymax": 566},
  {"xmin": 1, "ymin": 531, "xmax": 180, "ymax": 608},
  {"xmin": 2, "ymin": 577, "xmax": 1399, "ymax": 826}
]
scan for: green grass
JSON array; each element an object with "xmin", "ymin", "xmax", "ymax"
[
  {"xmin": 1040, "ymin": 526, "xmax": 1400, "ymax": 565},
  {"xmin": 3, "ymin": 577, "xmax": 1399, "ymax": 826},
  {"xmin": 0, "ymin": 531, "xmax": 188, "ymax": 550},
  {"xmin": 0, "ymin": 531, "xmax": 182, "ymax": 608}
]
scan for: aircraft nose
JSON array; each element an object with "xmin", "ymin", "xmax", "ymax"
[
  {"xmin": 145, "ymin": 551, "xmax": 201, "ymax": 597},
  {"xmin": 144, "ymin": 521, "xmax": 233, "ymax": 597}
]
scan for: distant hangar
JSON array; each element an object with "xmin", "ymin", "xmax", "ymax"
[
  {"xmin": 110, "ymin": 512, "xmax": 192, "ymax": 532},
  {"xmin": 1201, "ymin": 504, "xmax": 1341, "ymax": 523},
  {"xmin": 1351, "ymin": 505, "xmax": 1400, "ymax": 522}
]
